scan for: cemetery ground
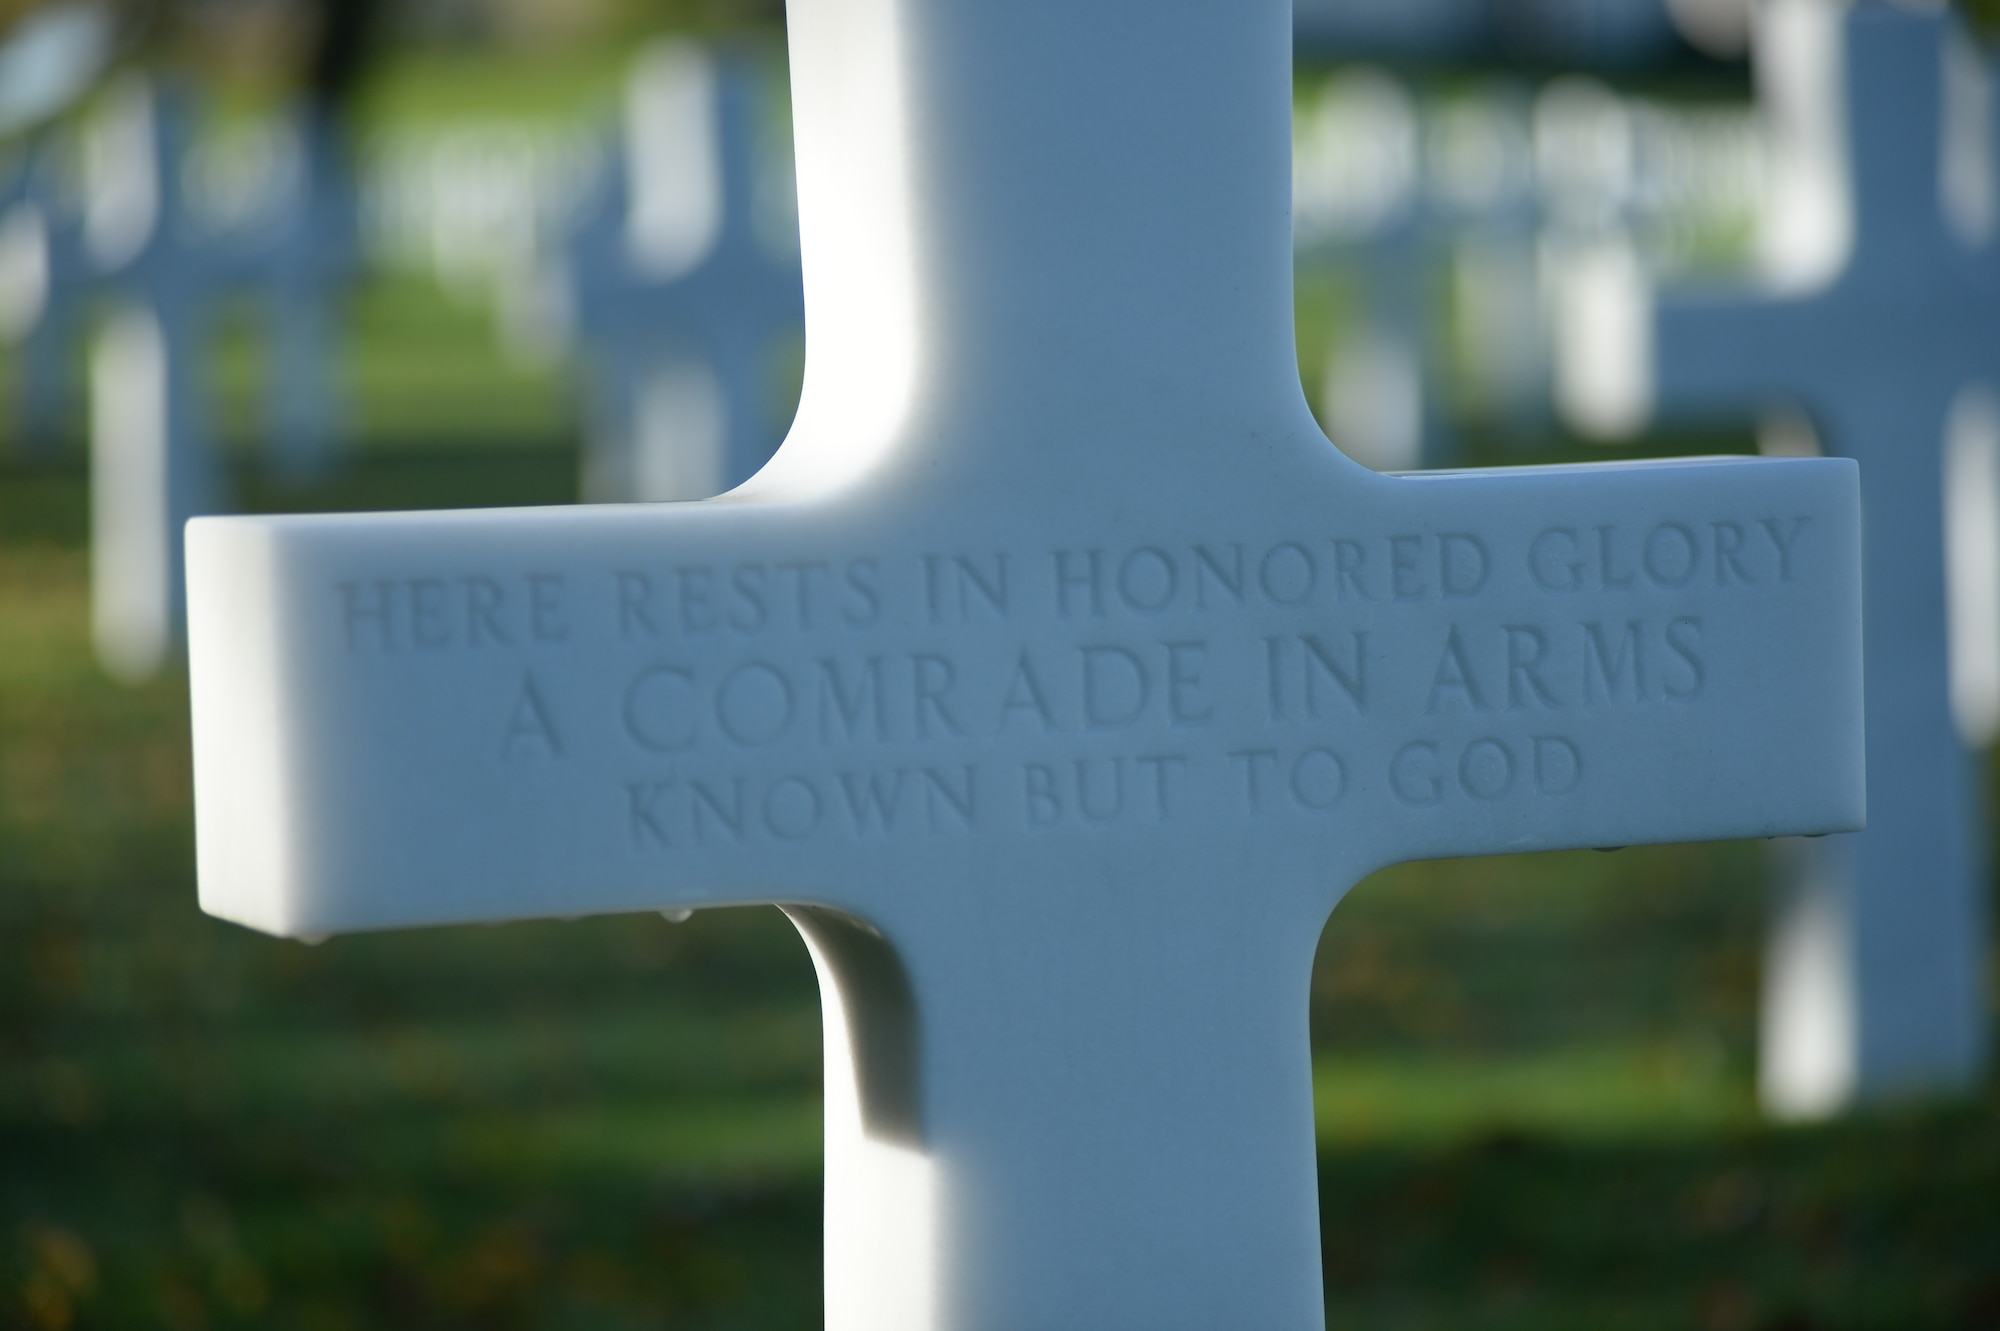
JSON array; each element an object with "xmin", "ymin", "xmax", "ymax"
[{"xmin": 3, "ymin": 407, "xmax": 1998, "ymax": 1329}]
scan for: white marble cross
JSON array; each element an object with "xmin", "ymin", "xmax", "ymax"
[
  {"xmin": 558, "ymin": 40, "xmax": 802, "ymax": 502},
  {"xmin": 1557, "ymin": 0, "xmax": 1994, "ymax": 1118},
  {"xmin": 83, "ymin": 76, "xmax": 357, "ymax": 680},
  {"xmin": 85, "ymin": 76, "xmax": 226, "ymax": 682},
  {"xmin": 188, "ymin": 4, "xmax": 1864, "ymax": 1327}
]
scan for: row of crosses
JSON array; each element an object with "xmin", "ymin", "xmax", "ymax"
[
  {"xmin": 1, "ymin": 49, "xmax": 807, "ymax": 681},
  {"xmin": 2, "ymin": 75, "xmax": 361, "ymax": 679}
]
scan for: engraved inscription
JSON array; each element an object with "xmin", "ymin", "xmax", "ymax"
[
  {"xmin": 1047, "ymin": 533, "xmax": 1491, "ymax": 619},
  {"xmin": 1387, "ymin": 736, "xmax": 1583, "ymax": 807},
  {"xmin": 1422, "ymin": 617, "xmax": 1705, "ymax": 712},
  {"xmin": 1526, "ymin": 519, "xmax": 1808, "ymax": 593},
  {"xmin": 341, "ymin": 573, "xmax": 571, "ymax": 652},
  {"xmin": 500, "ymin": 672, "xmax": 564, "ymax": 759},
  {"xmin": 332, "ymin": 506, "xmax": 1823, "ymax": 849},
  {"xmin": 613, "ymin": 641, "xmax": 1233, "ymax": 753},
  {"xmin": 625, "ymin": 763, "xmax": 980, "ymax": 848},
  {"xmin": 614, "ymin": 560, "xmax": 883, "ymax": 640},
  {"xmin": 1022, "ymin": 753, "xmax": 1192, "ymax": 828}
]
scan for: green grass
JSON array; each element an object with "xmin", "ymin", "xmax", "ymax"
[
  {"xmin": 2, "ymin": 456, "xmax": 1996, "ymax": 1330},
  {"xmin": 1312, "ymin": 1043, "xmax": 1753, "ymax": 1146}
]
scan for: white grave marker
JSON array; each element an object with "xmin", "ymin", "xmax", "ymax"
[
  {"xmin": 189, "ymin": 3, "xmax": 1865, "ymax": 1325},
  {"xmin": 558, "ymin": 41, "xmax": 802, "ymax": 502},
  {"xmin": 85, "ymin": 77, "xmax": 223, "ymax": 682},
  {"xmin": 1555, "ymin": 0, "xmax": 1992, "ymax": 1118},
  {"xmin": 83, "ymin": 76, "xmax": 358, "ymax": 679}
]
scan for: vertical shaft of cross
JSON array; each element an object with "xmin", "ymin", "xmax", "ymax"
[
  {"xmin": 83, "ymin": 76, "xmax": 234, "ymax": 680},
  {"xmin": 90, "ymin": 299, "xmax": 219, "ymax": 682},
  {"xmin": 1845, "ymin": 17, "xmax": 1956, "ymax": 279},
  {"xmin": 768, "ymin": 0, "xmax": 1312, "ymax": 495},
  {"xmin": 793, "ymin": 871, "xmax": 1332, "ymax": 1331}
]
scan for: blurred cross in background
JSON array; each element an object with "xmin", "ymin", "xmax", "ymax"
[
  {"xmin": 534, "ymin": 37, "xmax": 801, "ymax": 503},
  {"xmin": 1554, "ymin": 0, "xmax": 2000, "ymax": 1119}
]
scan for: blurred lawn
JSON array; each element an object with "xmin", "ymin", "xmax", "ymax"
[{"xmin": 2, "ymin": 447, "xmax": 1997, "ymax": 1331}]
